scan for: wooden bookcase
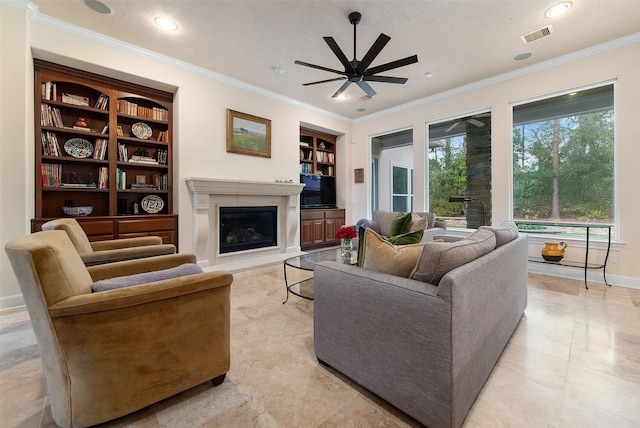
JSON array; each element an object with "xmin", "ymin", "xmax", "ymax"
[
  {"xmin": 31, "ymin": 60, "xmax": 177, "ymax": 246},
  {"xmin": 299, "ymin": 128, "xmax": 336, "ymax": 176},
  {"xmin": 299, "ymin": 127, "xmax": 343, "ymax": 250}
]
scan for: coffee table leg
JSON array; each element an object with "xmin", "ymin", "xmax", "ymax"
[{"xmin": 283, "ymin": 262, "xmax": 289, "ymax": 304}]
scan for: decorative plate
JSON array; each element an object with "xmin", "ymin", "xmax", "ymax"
[
  {"xmin": 140, "ymin": 195, "xmax": 164, "ymax": 214},
  {"xmin": 64, "ymin": 138, "xmax": 93, "ymax": 158},
  {"xmin": 131, "ymin": 122, "xmax": 152, "ymax": 139}
]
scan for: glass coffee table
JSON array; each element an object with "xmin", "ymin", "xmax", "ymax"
[{"xmin": 283, "ymin": 247, "xmax": 356, "ymax": 303}]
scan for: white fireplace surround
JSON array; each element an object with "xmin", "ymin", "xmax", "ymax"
[{"xmin": 185, "ymin": 177, "xmax": 305, "ymax": 269}]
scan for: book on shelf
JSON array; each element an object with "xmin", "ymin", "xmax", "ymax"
[
  {"xmin": 153, "ymin": 173, "xmax": 168, "ymax": 190},
  {"xmin": 62, "ymin": 93, "xmax": 89, "ymax": 107},
  {"xmin": 41, "ymin": 163, "xmax": 62, "ymax": 188},
  {"xmin": 117, "ymin": 100, "xmax": 168, "ymax": 120},
  {"xmin": 41, "ymin": 131, "xmax": 61, "ymax": 156},
  {"xmin": 116, "ymin": 168, "xmax": 126, "ymax": 189},
  {"xmin": 41, "ymin": 104, "xmax": 64, "ymax": 128},
  {"xmin": 94, "ymin": 93, "xmax": 109, "ymax": 110},
  {"xmin": 41, "ymin": 81, "xmax": 57, "ymax": 101},
  {"xmin": 156, "ymin": 149, "xmax": 168, "ymax": 165},
  {"xmin": 61, "ymin": 183, "xmax": 97, "ymax": 188},
  {"xmin": 131, "ymin": 184, "xmax": 158, "ymax": 190},
  {"xmin": 156, "ymin": 130, "xmax": 169, "ymax": 142},
  {"xmin": 72, "ymin": 126, "xmax": 91, "ymax": 132},
  {"xmin": 117, "ymin": 143, "xmax": 128, "ymax": 162},
  {"xmin": 101, "ymin": 124, "xmax": 109, "ymax": 134},
  {"xmin": 299, "ymin": 141, "xmax": 309, "ymax": 147},
  {"xmin": 98, "ymin": 166, "xmax": 108, "ymax": 189},
  {"xmin": 130, "ymin": 155, "xmax": 158, "ymax": 164},
  {"xmin": 93, "ymin": 139, "xmax": 108, "ymax": 160}
]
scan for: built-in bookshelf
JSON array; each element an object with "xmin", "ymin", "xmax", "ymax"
[
  {"xmin": 32, "ymin": 60, "xmax": 177, "ymax": 245},
  {"xmin": 299, "ymin": 128, "xmax": 336, "ymax": 177}
]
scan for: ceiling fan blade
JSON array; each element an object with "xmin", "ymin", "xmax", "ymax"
[
  {"xmin": 323, "ymin": 37, "xmax": 353, "ymax": 71},
  {"xmin": 294, "ymin": 60, "xmax": 347, "ymax": 76},
  {"xmin": 331, "ymin": 80, "xmax": 353, "ymax": 98},
  {"xmin": 302, "ymin": 77, "xmax": 347, "ymax": 86},
  {"xmin": 356, "ymin": 33, "xmax": 391, "ymax": 73},
  {"xmin": 364, "ymin": 54, "xmax": 418, "ymax": 76},
  {"xmin": 356, "ymin": 80, "xmax": 377, "ymax": 98},
  {"xmin": 445, "ymin": 122, "xmax": 460, "ymax": 132},
  {"xmin": 364, "ymin": 75, "xmax": 408, "ymax": 84},
  {"xmin": 468, "ymin": 118, "xmax": 486, "ymax": 127}
]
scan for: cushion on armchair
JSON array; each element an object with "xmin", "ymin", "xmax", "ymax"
[
  {"xmin": 92, "ymin": 263, "xmax": 203, "ymax": 292},
  {"xmin": 480, "ymin": 221, "xmax": 519, "ymax": 247}
]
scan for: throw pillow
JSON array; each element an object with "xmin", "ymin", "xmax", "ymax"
[
  {"xmin": 355, "ymin": 218, "xmax": 381, "ymax": 235},
  {"xmin": 480, "ymin": 221, "xmax": 519, "ymax": 247},
  {"xmin": 92, "ymin": 263, "xmax": 203, "ymax": 292},
  {"xmin": 410, "ymin": 228, "xmax": 496, "ymax": 285},
  {"xmin": 360, "ymin": 228, "xmax": 425, "ymax": 277},
  {"xmin": 387, "ymin": 228, "xmax": 424, "ymax": 245},
  {"xmin": 388, "ymin": 212, "xmax": 412, "ymax": 237},
  {"xmin": 409, "ymin": 212, "xmax": 428, "ymax": 232}
]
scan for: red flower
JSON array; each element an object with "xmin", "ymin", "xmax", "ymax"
[{"xmin": 335, "ymin": 226, "xmax": 357, "ymax": 240}]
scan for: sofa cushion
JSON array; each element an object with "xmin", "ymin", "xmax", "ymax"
[
  {"xmin": 480, "ymin": 221, "xmax": 519, "ymax": 247},
  {"xmin": 360, "ymin": 228, "xmax": 425, "ymax": 277},
  {"xmin": 410, "ymin": 228, "xmax": 496, "ymax": 285},
  {"xmin": 92, "ymin": 263, "xmax": 203, "ymax": 292},
  {"xmin": 387, "ymin": 228, "xmax": 424, "ymax": 245},
  {"xmin": 388, "ymin": 212, "xmax": 412, "ymax": 237},
  {"xmin": 409, "ymin": 212, "xmax": 428, "ymax": 232}
]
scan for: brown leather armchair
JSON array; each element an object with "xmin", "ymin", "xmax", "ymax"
[
  {"xmin": 41, "ymin": 218, "xmax": 176, "ymax": 265},
  {"xmin": 5, "ymin": 230, "xmax": 232, "ymax": 428}
]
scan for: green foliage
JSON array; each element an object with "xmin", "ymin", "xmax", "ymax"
[
  {"xmin": 428, "ymin": 138, "xmax": 467, "ymax": 216},
  {"xmin": 232, "ymin": 131, "xmax": 266, "ymax": 151},
  {"xmin": 512, "ymin": 110, "xmax": 613, "ymax": 221}
]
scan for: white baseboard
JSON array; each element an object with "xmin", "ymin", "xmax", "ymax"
[
  {"xmin": 0, "ymin": 294, "xmax": 25, "ymax": 310},
  {"xmin": 527, "ymin": 262, "xmax": 640, "ymax": 289}
]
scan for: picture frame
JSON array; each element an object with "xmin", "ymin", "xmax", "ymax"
[
  {"xmin": 354, "ymin": 168, "xmax": 364, "ymax": 183},
  {"xmin": 226, "ymin": 109, "xmax": 271, "ymax": 158},
  {"xmin": 135, "ymin": 175, "xmax": 146, "ymax": 185}
]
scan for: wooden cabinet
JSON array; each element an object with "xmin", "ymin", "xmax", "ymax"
[
  {"xmin": 299, "ymin": 128, "xmax": 336, "ymax": 176},
  {"xmin": 300, "ymin": 209, "xmax": 345, "ymax": 250},
  {"xmin": 32, "ymin": 60, "xmax": 177, "ymax": 243}
]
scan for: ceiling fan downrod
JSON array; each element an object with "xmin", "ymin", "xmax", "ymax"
[{"xmin": 349, "ymin": 12, "xmax": 361, "ymax": 64}]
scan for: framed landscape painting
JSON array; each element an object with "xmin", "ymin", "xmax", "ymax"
[{"xmin": 226, "ymin": 109, "xmax": 271, "ymax": 158}]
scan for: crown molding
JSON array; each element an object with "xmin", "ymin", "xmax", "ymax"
[
  {"xmin": 24, "ymin": 2, "xmax": 351, "ymax": 124},
  {"xmin": 354, "ymin": 32, "xmax": 640, "ymax": 123}
]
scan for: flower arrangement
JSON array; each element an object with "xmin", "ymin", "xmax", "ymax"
[{"xmin": 335, "ymin": 226, "xmax": 357, "ymax": 240}]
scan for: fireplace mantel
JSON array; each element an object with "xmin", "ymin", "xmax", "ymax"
[{"xmin": 185, "ymin": 177, "xmax": 305, "ymax": 267}]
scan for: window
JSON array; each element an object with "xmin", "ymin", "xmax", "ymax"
[
  {"xmin": 428, "ymin": 111, "xmax": 491, "ymax": 228},
  {"xmin": 512, "ymin": 84, "xmax": 614, "ymax": 238},
  {"xmin": 392, "ymin": 165, "xmax": 413, "ymax": 212}
]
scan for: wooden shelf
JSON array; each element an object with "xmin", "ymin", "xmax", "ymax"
[{"xmin": 32, "ymin": 60, "xmax": 177, "ymax": 245}]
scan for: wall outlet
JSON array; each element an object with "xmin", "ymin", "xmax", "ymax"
[{"xmin": 609, "ymin": 253, "xmax": 618, "ymax": 264}]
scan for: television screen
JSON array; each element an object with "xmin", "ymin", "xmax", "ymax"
[{"xmin": 300, "ymin": 174, "xmax": 336, "ymax": 208}]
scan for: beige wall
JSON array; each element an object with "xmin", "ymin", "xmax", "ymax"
[
  {"xmin": 0, "ymin": 3, "xmax": 351, "ymax": 306},
  {"xmin": 1, "ymin": 3, "xmax": 637, "ymax": 306},
  {"xmin": 351, "ymin": 41, "xmax": 640, "ymax": 283}
]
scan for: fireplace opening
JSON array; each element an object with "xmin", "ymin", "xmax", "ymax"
[{"xmin": 219, "ymin": 206, "xmax": 277, "ymax": 254}]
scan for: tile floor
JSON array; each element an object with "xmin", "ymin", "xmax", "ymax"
[{"xmin": 1, "ymin": 266, "xmax": 639, "ymax": 427}]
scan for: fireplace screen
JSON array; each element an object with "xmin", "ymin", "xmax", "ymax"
[{"xmin": 219, "ymin": 206, "xmax": 278, "ymax": 254}]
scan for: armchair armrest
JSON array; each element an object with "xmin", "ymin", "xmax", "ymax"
[
  {"xmin": 87, "ymin": 253, "xmax": 197, "ymax": 281},
  {"xmin": 49, "ymin": 270, "xmax": 232, "ymax": 317},
  {"xmin": 90, "ymin": 236, "xmax": 164, "ymax": 251},
  {"xmin": 80, "ymin": 244, "xmax": 177, "ymax": 266}
]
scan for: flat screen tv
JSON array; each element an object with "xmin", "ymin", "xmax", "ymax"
[{"xmin": 300, "ymin": 173, "xmax": 336, "ymax": 209}]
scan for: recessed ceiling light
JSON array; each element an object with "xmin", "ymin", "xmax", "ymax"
[
  {"xmin": 335, "ymin": 94, "xmax": 348, "ymax": 101},
  {"xmin": 271, "ymin": 66, "xmax": 286, "ymax": 74},
  {"xmin": 424, "ymin": 72, "xmax": 433, "ymax": 78},
  {"xmin": 545, "ymin": 2, "xmax": 572, "ymax": 18},
  {"xmin": 84, "ymin": 0, "xmax": 111, "ymax": 14},
  {"xmin": 514, "ymin": 52, "xmax": 532, "ymax": 61},
  {"xmin": 154, "ymin": 17, "xmax": 178, "ymax": 31}
]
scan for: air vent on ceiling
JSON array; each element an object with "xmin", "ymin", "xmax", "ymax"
[{"xmin": 521, "ymin": 25, "xmax": 554, "ymax": 44}]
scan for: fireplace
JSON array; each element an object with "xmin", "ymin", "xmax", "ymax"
[{"xmin": 219, "ymin": 206, "xmax": 277, "ymax": 253}]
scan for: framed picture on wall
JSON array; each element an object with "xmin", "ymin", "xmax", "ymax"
[
  {"xmin": 354, "ymin": 168, "xmax": 364, "ymax": 183},
  {"xmin": 226, "ymin": 109, "xmax": 271, "ymax": 158}
]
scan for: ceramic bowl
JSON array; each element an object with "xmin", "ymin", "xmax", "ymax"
[{"xmin": 63, "ymin": 206, "xmax": 93, "ymax": 216}]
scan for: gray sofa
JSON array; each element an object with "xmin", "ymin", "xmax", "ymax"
[{"xmin": 313, "ymin": 231, "xmax": 528, "ymax": 428}]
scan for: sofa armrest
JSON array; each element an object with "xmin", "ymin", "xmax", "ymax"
[
  {"xmin": 421, "ymin": 227, "xmax": 446, "ymax": 243},
  {"xmin": 90, "ymin": 236, "xmax": 164, "ymax": 251},
  {"xmin": 434, "ymin": 220, "xmax": 447, "ymax": 229},
  {"xmin": 80, "ymin": 244, "xmax": 177, "ymax": 266},
  {"xmin": 49, "ymin": 270, "xmax": 232, "ymax": 317},
  {"xmin": 87, "ymin": 253, "xmax": 197, "ymax": 281}
]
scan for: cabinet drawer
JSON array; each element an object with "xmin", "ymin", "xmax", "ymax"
[
  {"xmin": 117, "ymin": 217, "xmax": 176, "ymax": 233},
  {"xmin": 325, "ymin": 209, "xmax": 345, "ymax": 220},
  {"xmin": 79, "ymin": 220, "xmax": 114, "ymax": 236},
  {"xmin": 301, "ymin": 210, "xmax": 324, "ymax": 220}
]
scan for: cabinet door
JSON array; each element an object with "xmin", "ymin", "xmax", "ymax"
[
  {"xmin": 300, "ymin": 220, "xmax": 314, "ymax": 247},
  {"xmin": 324, "ymin": 218, "xmax": 341, "ymax": 244},
  {"xmin": 311, "ymin": 219, "xmax": 325, "ymax": 245}
]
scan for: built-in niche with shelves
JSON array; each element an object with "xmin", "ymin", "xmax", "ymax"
[{"xmin": 32, "ymin": 60, "xmax": 177, "ymax": 245}]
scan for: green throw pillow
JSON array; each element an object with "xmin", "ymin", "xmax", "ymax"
[
  {"xmin": 387, "ymin": 229, "xmax": 424, "ymax": 245},
  {"xmin": 388, "ymin": 212, "xmax": 412, "ymax": 237},
  {"xmin": 357, "ymin": 225, "xmax": 367, "ymax": 267}
]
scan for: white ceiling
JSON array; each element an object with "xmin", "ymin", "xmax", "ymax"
[{"xmin": 29, "ymin": 0, "xmax": 640, "ymax": 119}]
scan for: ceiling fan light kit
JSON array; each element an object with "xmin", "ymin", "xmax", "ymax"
[{"xmin": 295, "ymin": 11, "xmax": 418, "ymax": 99}]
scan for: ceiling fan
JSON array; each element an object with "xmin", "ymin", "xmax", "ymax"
[{"xmin": 295, "ymin": 12, "xmax": 418, "ymax": 99}]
